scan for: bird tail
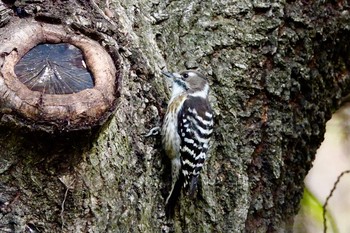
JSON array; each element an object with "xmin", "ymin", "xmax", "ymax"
[
  {"xmin": 188, "ymin": 175, "xmax": 199, "ymax": 198},
  {"xmin": 165, "ymin": 174, "xmax": 184, "ymax": 218}
]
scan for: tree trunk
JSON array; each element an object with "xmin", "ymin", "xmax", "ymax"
[{"xmin": 1, "ymin": 1, "xmax": 349, "ymax": 232}]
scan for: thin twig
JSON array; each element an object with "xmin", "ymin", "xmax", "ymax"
[
  {"xmin": 61, "ymin": 186, "xmax": 70, "ymax": 231},
  {"xmin": 322, "ymin": 170, "xmax": 350, "ymax": 233},
  {"xmin": 59, "ymin": 178, "xmax": 75, "ymax": 231}
]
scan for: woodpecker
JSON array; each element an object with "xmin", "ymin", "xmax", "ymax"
[{"xmin": 161, "ymin": 70, "xmax": 213, "ymax": 217}]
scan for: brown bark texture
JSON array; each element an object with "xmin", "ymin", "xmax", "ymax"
[{"xmin": 0, "ymin": 0, "xmax": 350, "ymax": 232}]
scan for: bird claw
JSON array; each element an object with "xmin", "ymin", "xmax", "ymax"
[{"xmin": 144, "ymin": 126, "xmax": 160, "ymax": 137}]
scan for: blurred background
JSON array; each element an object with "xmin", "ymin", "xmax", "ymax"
[{"xmin": 294, "ymin": 104, "xmax": 350, "ymax": 233}]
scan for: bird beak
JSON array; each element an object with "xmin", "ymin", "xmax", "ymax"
[
  {"xmin": 162, "ymin": 71, "xmax": 175, "ymax": 79},
  {"xmin": 162, "ymin": 71, "xmax": 182, "ymax": 80}
]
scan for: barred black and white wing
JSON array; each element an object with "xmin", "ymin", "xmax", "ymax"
[{"xmin": 178, "ymin": 95, "xmax": 214, "ymax": 195}]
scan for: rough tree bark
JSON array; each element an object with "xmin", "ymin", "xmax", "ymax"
[{"xmin": 1, "ymin": 0, "xmax": 350, "ymax": 232}]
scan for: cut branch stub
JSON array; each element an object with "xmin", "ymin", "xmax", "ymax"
[
  {"xmin": 0, "ymin": 18, "xmax": 119, "ymax": 132},
  {"xmin": 14, "ymin": 43, "xmax": 95, "ymax": 94}
]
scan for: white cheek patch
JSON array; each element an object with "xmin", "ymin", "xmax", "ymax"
[
  {"xmin": 187, "ymin": 72, "xmax": 197, "ymax": 77},
  {"xmin": 189, "ymin": 84, "xmax": 209, "ymax": 98}
]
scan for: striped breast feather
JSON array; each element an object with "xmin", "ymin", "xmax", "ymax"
[{"xmin": 177, "ymin": 96, "xmax": 213, "ymax": 193}]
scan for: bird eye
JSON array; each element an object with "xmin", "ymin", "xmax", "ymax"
[{"xmin": 183, "ymin": 73, "xmax": 189, "ymax": 79}]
